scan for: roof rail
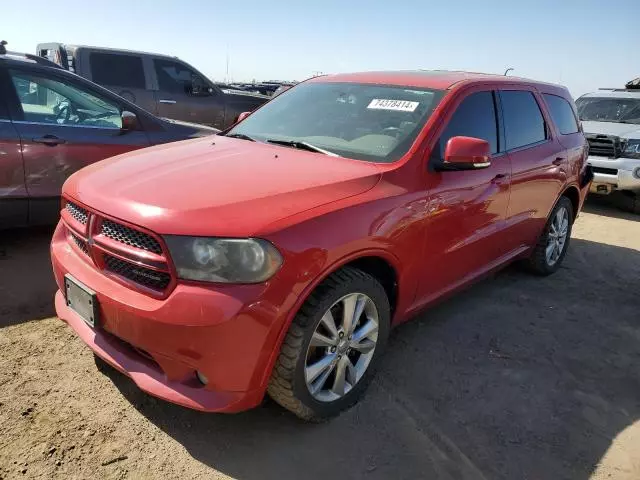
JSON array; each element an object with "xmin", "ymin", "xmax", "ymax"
[{"xmin": 23, "ymin": 53, "xmax": 63, "ymax": 68}]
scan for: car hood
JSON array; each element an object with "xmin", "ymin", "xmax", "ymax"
[
  {"xmin": 161, "ymin": 118, "xmax": 219, "ymax": 136},
  {"xmin": 63, "ymin": 136, "xmax": 381, "ymax": 237},
  {"xmin": 582, "ymin": 121, "xmax": 640, "ymax": 139}
]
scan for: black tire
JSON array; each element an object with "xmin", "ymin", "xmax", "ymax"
[
  {"xmin": 267, "ymin": 267, "xmax": 390, "ymax": 421},
  {"xmin": 614, "ymin": 191, "xmax": 640, "ymax": 214},
  {"xmin": 525, "ymin": 196, "xmax": 574, "ymax": 275}
]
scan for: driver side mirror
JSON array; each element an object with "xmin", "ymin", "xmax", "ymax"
[
  {"xmin": 237, "ymin": 111, "xmax": 251, "ymax": 122},
  {"xmin": 435, "ymin": 136, "xmax": 491, "ymax": 171},
  {"xmin": 121, "ymin": 111, "xmax": 138, "ymax": 131}
]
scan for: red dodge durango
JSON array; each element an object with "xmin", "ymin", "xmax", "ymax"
[{"xmin": 51, "ymin": 71, "xmax": 592, "ymax": 420}]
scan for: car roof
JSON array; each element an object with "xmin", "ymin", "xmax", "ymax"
[
  {"xmin": 310, "ymin": 70, "xmax": 564, "ymax": 91},
  {"xmin": 579, "ymin": 89, "xmax": 640, "ymax": 99},
  {"xmin": 62, "ymin": 44, "xmax": 179, "ymax": 60},
  {"xmin": 0, "ymin": 51, "xmax": 62, "ymax": 68}
]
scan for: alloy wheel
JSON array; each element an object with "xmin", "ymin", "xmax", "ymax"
[
  {"xmin": 546, "ymin": 206, "xmax": 569, "ymax": 266},
  {"xmin": 304, "ymin": 293, "xmax": 379, "ymax": 402}
]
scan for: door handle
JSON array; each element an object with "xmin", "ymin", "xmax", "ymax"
[
  {"xmin": 159, "ymin": 99, "xmax": 177, "ymax": 104},
  {"xmin": 492, "ymin": 173, "xmax": 507, "ymax": 182},
  {"xmin": 552, "ymin": 157, "xmax": 565, "ymax": 166},
  {"xmin": 32, "ymin": 135, "xmax": 65, "ymax": 146}
]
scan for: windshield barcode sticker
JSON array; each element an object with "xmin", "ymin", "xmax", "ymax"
[{"xmin": 367, "ymin": 99, "xmax": 419, "ymax": 112}]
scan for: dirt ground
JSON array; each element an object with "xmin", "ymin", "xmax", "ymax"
[{"xmin": 0, "ymin": 197, "xmax": 638, "ymax": 480}]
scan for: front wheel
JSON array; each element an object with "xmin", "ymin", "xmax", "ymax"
[
  {"xmin": 267, "ymin": 267, "xmax": 390, "ymax": 421},
  {"xmin": 526, "ymin": 196, "xmax": 574, "ymax": 275}
]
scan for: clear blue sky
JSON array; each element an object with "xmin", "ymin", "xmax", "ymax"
[{"xmin": 4, "ymin": 0, "xmax": 639, "ymax": 97}]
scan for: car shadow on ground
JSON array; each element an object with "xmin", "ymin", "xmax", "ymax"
[
  {"xmin": 98, "ymin": 235, "xmax": 640, "ymax": 480},
  {"xmin": 583, "ymin": 194, "xmax": 639, "ymax": 221},
  {"xmin": 0, "ymin": 227, "xmax": 57, "ymax": 328}
]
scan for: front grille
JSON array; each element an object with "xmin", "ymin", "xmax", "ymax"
[
  {"xmin": 101, "ymin": 220, "xmax": 162, "ymax": 255},
  {"xmin": 592, "ymin": 166, "xmax": 618, "ymax": 176},
  {"xmin": 71, "ymin": 232, "xmax": 89, "ymax": 255},
  {"xmin": 62, "ymin": 199, "xmax": 173, "ymax": 295},
  {"xmin": 586, "ymin": 135, "xmax": 622, "ymax": 158},
  {"xmin": 66, "ymin": 202, "xmax": 88, "ymax": 225},
  {"xmin": 104, "ymin": 254, "xmax": 171, "ymax": 291}
]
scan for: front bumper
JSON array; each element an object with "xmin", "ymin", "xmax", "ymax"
[
  {"xmin": 587, "ymin": 155, "xmax": 640, "ymax": 194},
  {"xmin": 54, "ymin": 291, "xmax": 261, "ymax": 411},
  {"xmin": 51, "ymin": 222, "xmax": 285, "ymax": 412}
]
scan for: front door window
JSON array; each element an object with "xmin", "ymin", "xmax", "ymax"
[{"xmin": 10, "ymin": 70, "xmax": 122, "ymax": 129}]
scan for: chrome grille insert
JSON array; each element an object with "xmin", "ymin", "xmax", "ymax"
[
  {"xmin": 66, "ymin": 202, "xmax": 88, "ymax": 225},
  {"xmin": 101, "ymin": 220, "xmax": 162, "ymax": 254},
  {"xmin": 70, "ymin": 232, "xmax": 89, "ymax": 255},
  {"xmin": 586, "ymin": 134, "xmax": 623, "ymax": 158}
]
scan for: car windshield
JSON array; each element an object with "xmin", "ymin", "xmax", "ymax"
[
  {"xmin": 575, "ymin": 96, "xmax": 640, "ymax": 124},
  {"xmin": 225, "ymin": 82, "xmax": 445, "ymax": 162}
]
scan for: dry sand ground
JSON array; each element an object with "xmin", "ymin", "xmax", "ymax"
[{"xmin": 0, "ymin": 197, "xmax": 638, "ymax": 479}]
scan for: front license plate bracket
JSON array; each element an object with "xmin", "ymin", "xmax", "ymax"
[{"xmin": 64, "ymin": 274, "xmax": 99, "ymax": 327}]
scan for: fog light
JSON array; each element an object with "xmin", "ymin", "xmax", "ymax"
[{"xmin": 196, "ymin": 371, "xmax": 208, "ymax": 385}]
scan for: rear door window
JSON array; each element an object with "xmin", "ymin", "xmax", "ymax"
[
  {"xmin": 499, "ymin": 90, "xmax": 547, "ymax": 150},
  {"xmin": 542, "ymin": 94, "xmax": 579, "ymax": 134},
  {"xmin": 90, "ymin": 53, "xmax": 145, "ymax": 89},
  {"xmin": 439, "ymin": 91, "xmax": 498, "ymax": 156}
]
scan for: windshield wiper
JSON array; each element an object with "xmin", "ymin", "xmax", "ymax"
[
  {"xmin": 225, "ymin": 133, "xmax": 256, "ymax": 142},
  {"xmin": 266, "ymin": 139, "xmax": 339, "ymax": 156}
]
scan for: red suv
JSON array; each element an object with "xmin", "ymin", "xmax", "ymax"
[{"xmin": 51, "ymin": 71, "xmax": 591, "ymax": 421}]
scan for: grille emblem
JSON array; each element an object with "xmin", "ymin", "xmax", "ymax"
[{"xmin": 131, "ymin": 268, "xmax": 164, "ymax": 282}]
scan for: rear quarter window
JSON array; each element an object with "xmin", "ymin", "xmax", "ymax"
[
  {"xmin": 500, "ymin": 90, "xmax": 547, "ymax": 150},
  {"xmin": 90, "ymin": 52, "xmax": 145, "ymax": 90},
  {"xmin": 543, "ymin": 94, "xmax": 579, "ymax": 135}
]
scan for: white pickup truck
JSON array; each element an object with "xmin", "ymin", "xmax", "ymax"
[{"xmin": 576, "ymin": 82, "xmax": 640, "ymax": 212}]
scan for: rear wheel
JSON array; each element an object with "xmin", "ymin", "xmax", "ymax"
[
  {"xmin": 267, "ymin": 267, "xmax": 390, "ymax": 421},
  {"xmin": 526, "ymin": 196, "xmax": 573, "ymax": 275}
]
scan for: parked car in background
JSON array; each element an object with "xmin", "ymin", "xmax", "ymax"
[
  {"xmin": 576, "ymin": 87, "xmax": 640, "ymax": 211},
  {"xmin": 51, "ymin": 71, "xmax": 590, "ymax": 421},
  {"xmin": 0, "ymin": 49, "xmax": 216, "ymax": 228},
  {"xmin": 227, "ymin": 81, "xmax": 296, "ymax": 96},
  {"xmin": 36, "ymin": 43, "xmax": 269, "ymax": 129},
  {"xmin": 273, "ymin": 84, "xmax": 293, "ymax": 97}
]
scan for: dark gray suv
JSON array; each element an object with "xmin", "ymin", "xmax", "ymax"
[{"xmin": 0, "ymin": 48, "xmax": 216, "ymax": 228}]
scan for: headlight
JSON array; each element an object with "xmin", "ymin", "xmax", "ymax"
[
  {"xmin": 622, "ymin": 140, "xmax": 640, "ymax": 159},
  {"xmin": 164, "ymin": 236, "xmax": 283, "ymax": 283}
]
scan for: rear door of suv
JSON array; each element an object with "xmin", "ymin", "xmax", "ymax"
[
  {"xmin": 498, "ymin": 88, "xmax": 567, "ymax": 250},
  {"xmin": 82, "ymin": 50, "xmax": 158, "ymax": 115}
]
